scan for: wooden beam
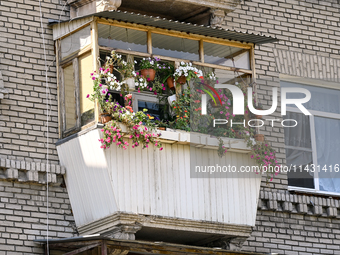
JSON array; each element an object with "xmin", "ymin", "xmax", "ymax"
[
  {"xmin": 199, "ymin": 39, "xmax": 204, "ymax": 63},
  {"xmin": 100, "ymin": 46, "xmax": 151, "ymax": 58},
  {"xmin": 63, "ymin": 243, "xmax": 100, "ymax": 255},
  {"xmin": 99, "ymin": 48, "xmax": 252, "ymax": 75},
  {"xmin": 147, "ymin": 30, "xmax": 152, "ymax": 54},
  {"xmin": 192, "ymin": 61, "xmax": 252, "ymax": 74},
  {"xmin": 101, "ymin": 240, "xmax": 108, "ymax": 255},
  {"xmin": 73, "ymin": 58, "xmax": 81, "ymax": 129},
  {"xmin": 91, "ymin": 18, "xmax": 100, "ymax": 123}
]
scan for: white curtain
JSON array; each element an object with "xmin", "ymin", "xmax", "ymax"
[
  {"xmin": 284, "ymin": 112, "xmax": 313, "ymax": 167},
  {"xmin": 315, "ymin": 117, "xmax": 340, "ymax": 193}
]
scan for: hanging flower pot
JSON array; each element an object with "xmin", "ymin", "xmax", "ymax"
[
  {"xmin": 100, "ymin": 113, "xmax": 112, "ymax": 124},
  {"xmin": 141, "ymin": 69, "xmax": 156, "ymax": 81},
  {"xmin": 255, "ymin": 134, "xmax": 265, "ymax": 142},
  {"xmin": 176, "ymin": 75, "xmax": 186, "ymax": 85},
  {"xmin": 123, "ymin": 77, "xmax": 136, "ymax": 91},
  {"xmin": 166, "ymin": 77, "xmax": 175, "ymax": 91}
]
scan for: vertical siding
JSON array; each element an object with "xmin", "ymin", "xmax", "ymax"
[
  {"xmin": 58, "ymin": 129, "xmax": 261, "ymax": 228},
  {"xmin": 105, "ymin": 133, "xmax": 261, "ymax": 226},
  {"xmin": 57, "ymin": 130, "xmax": 118, "ymax": 227}
]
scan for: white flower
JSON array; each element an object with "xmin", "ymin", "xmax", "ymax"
[
  {"xmin": 134, "ymin": 60, "xmax": 137, "ymax": 64},
  {"xmin": 106, "ymin": 56, "xmax": 110, "ymax": 60}
]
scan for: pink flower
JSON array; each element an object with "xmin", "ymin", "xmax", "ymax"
[
  {"xmin": 160, "ymin": 147, "xmax": 163, "ymax": 151},
  {"xmin": 92, "ymin": 77, "xmax": 96, "ymax": 80},
  {"xmin": 251, "ymin": 155, "xmax": 254, "ymax": 158},
  {"xmin": 86, "ymin": 94, "xmax": 90, "ymax": 98},
  {"xmin": 265, "ymin": 144, "xmax": 268, "ymax": 147}
]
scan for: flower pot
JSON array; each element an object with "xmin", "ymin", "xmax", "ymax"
[
  {"xmin": 123, "ymin": 77, "xmax": 135, "ymax": 91},
  {"xmin": 255, "ymin": 134, "xmax": 265, "ymax": 142},
  {"xmin": 141, "ymin": 69, "xmax": 156, "ymax": 81},
  {"xmin": 158, "ymin": 127, "xmax": 166, "ymax": 131},
  {"xmin": 108, "ymin": 64, "xmax": 114, "ymax": 74},
  {"xmin": 166, "ymin": 77, "xmax": 175, "ymax": 91},
  {"xmin": 176, "ymin": 75, "xmax": 186, "ymax": 85},
  {"xmin": 100, "ymin": 114, "xmax": 112, "ymax": 124}
]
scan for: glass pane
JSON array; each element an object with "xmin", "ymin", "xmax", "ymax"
[
  {"xmin": 98, "ymin": 24, "xmax": 147, "ymax": 53},
  {"xmin": 315, "ymin": 116, "xmax": 340, "ymax": 193},
  {"xmin": 204, "ymin": 42, "xmax": 250, "ymax": 69},
  {"xmin": 138, "ymin": 100, "xmax": 165, "ymax": 121},
  {"xmin": 61, "ymin": 26, "xmax": 91, "ymax": 59},
  {"xmin": 281, "ymin": 81, "xmax": 340, "ymax": 114},
  {"xmin": 286, "ymin": 148, "xmax": 314, "ymax": 189},
  {"xmin": 64, "ymin": 65, "xmax": 76, "ymax": 130},
  {"xmin": 152, "ymin": 33, "xmax": 199, "ymax": 61},
  {"xmin": 79, "ymin": 52, "xmax": 94, "ymax": 126},
  {"xmin": 284, "ymin": 112, "xmax": 311, "ymax": 148}
]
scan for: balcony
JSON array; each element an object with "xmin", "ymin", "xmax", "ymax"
[
  {"xmin": 53, "ymin": 10, "xmax": 277, "ymax": 251},
  {"xmin": 56, "ymin": 126, "xmax": 261, "ymax": 249}
]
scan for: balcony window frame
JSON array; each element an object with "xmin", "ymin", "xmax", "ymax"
[{"xmin": 56, "ymin": 18, "xmax": 257, "ymax": 138}]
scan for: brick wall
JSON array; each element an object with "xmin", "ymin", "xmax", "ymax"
[
  {"xmin": 0, "ymin": 1, "xmax": 76, "ymax": 254},
  {"xmin": 222, "ymin": 0, "xmax": 340, "ymax": 254},
  {"xmin": 0, "ymin": 0, "xmax": 70, "ymax": 164},
  {"xmin": 0, "ymin": 180, "xmax": 76, "ymax": 254}
]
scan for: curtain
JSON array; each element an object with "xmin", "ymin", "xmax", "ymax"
[{"xmin": 315, "ymin": 117, "xmax": 340, "ymax": 193}]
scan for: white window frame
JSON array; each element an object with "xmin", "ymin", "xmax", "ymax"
[{"xmin": 284, "ymin": 77, "xmax": 340, "ymax": 195}]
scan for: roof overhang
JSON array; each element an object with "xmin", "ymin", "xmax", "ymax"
[{"xmin": 51, "ymin": 11, "xmax": 278, "ymax": 45}]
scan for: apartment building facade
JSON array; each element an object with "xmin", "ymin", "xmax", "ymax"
[{"xmin": 0, "ymin": 0, "xmax": 340, "ymax": 254}]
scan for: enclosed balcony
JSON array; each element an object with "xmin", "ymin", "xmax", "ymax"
[{"xmin": 52, "ymin": 11, "xmax": 276, "ymax": 251}]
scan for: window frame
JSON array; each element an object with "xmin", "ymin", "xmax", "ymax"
[
  {"xmin": 57, "ymin": 19, "xmax": 256, "ymax": 138},
  {"xmin": 284, "ymin": 80, "xmax": 340, "ymax": 195}
]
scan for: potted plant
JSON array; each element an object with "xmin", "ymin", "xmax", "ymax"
[
  {"xmin": 173, "ymin": 62, "xmax": 203, "ymax": 85},
  {"xmin": 108, "ymin": 51, "xmax": 136, "ymax": 91},
  {"xmin": 88, "ymin": 72, "xmax": 114, "ymax": 123},
  {"xmin": 139, "ymin": 57, "xmax": 160, "ymax": 81},
  {"xmin": 158, "ymin": 62, "xmax": 175, "ymax": 90},
  {"xmin": 99, "ymin": 103, "xmax": 163, "ymax": 151}
]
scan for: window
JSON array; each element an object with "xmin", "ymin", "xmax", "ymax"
[{"xmin": 282, "ymin": 81, "xmax": 340, "ymax": 193}]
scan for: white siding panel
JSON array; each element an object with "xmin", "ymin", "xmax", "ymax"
[
  {"xmin": 57, "ymin": 129, "xmax": 118, "ymax": 227},
  {"xmin": 53, "ymin": 17, "xmax": 93, "ymax": 40},
  {"xmin": 58, "ymin": 129, "xmax": 261, "ymax": 228}
]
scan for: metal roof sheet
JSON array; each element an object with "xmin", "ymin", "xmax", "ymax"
[{"xmin": 52, "ymin": 11, "xmax": 278, "ymax": 45}]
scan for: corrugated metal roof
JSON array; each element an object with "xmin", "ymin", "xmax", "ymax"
[{"xmin": 54, "ymin": 11, "xmax": 278, "ymax": 45}]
